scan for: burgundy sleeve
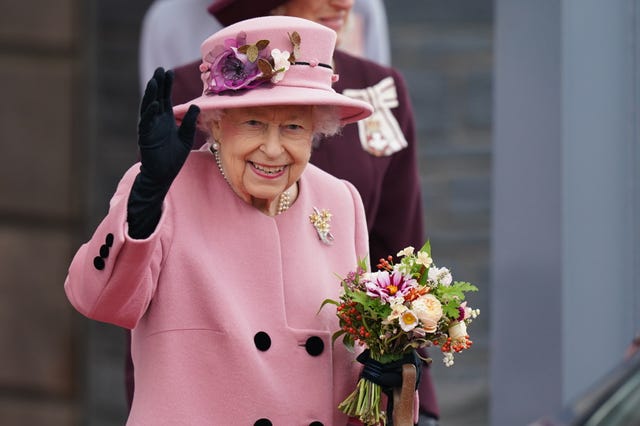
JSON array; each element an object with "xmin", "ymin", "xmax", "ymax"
[
  {"xmin": 368, "ymin": 69, "xmax": 425, "ymax": 266},
  {"xmin": 375, "ymin": 70, "xmax": 440, "ymax": 419}
]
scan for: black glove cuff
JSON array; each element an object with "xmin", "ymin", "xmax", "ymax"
[{"xmin": 127, "ymin": 172, "xmax": 170, "ymax": 239}]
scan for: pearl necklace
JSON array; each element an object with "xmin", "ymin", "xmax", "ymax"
[
  {"xmin": 211, "ymin": 145, "xmax": 292, "ymax": 215},
  {"xmin": 277, "ymin": 189, "xmax": 291, "ymax": 215}
]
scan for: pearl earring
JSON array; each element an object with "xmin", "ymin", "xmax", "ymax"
[{"xmin": 210, "ymin": 139, "xmax": 220, "ymax": 151}]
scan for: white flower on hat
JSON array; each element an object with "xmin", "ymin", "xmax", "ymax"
[{"xmin": 270, "ymin": 48, "xmax": 291, "ymax": 83}]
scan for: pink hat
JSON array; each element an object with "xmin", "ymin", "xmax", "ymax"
[{"xmin": 173, "ymin": 16, "xmax": 373, "ymax": 125}]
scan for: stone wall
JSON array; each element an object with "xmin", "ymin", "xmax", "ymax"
[
  {"xmin": 386, "ymin": 1, "xmax": 493, "ymax": 424},
  {"xmin": 0, "ymin": 1, "xmax": 87, "ymax": 425}
]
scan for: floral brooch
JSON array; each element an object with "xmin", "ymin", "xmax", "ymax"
[
  {"xmin": 200, "ymin": 31, "xmax": 301, "ymax": 95},
  {"xmin": 310, "ymin": 207, "xmax": 334, "ymax": 245}
]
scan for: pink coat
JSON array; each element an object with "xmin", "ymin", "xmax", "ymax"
[{"xmin": 65, "ymin": 146, "xmax": 370, "ymax": 425}]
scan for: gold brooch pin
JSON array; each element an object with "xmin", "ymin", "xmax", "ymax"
[{"xmin": 309, "ymin": 207, "xmax": 334, "ymax": 245}]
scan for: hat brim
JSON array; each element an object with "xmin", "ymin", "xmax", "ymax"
[{"xmin": 173, "ymin": 85, "xmax": 373, "ymax": 126}]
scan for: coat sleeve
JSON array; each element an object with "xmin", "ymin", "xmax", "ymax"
[{"xmin": 64, "ymin": 165, "xmax": 171, "ymax": 329}]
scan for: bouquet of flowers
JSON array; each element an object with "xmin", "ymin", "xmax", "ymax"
[{"xmin": 321, "ymin": 241, "xmax": 480, "ymax": 425}]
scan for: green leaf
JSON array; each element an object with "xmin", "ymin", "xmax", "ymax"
[
  {"xmin": 442, "ymin": 302, "xmax": 460, "ymax": 319},
  {"xmin": 434, "ymin": 281, "xmax": 478, "ymax": 303},
  {"xmin": 342, "ymin": 333, "xmax": 355, "ymax": 352},
  {"xmin": 453, "ymin": 281, "xmax": 479, "ymax": 292},
  {"xmin": 419, "ymin": 240, "xmax": 431, "ymax": 256},
  {"xmin": 331, "ymin": 329, "xmax": 346, "ymax": 345},
  {"xmin": 357, "ymin": 256, "xmax": 369, "ymax": 271},
  {"xmin": 317, "ymin": 298, "xmax": 339, "ymax": 315},
  {"xmin": 418, "ymin": 264, "xmax": 428, "ymax": 285}
]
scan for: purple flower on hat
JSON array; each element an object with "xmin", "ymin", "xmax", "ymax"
[
  {"xmin": 202, "ymin": 33, "xmax": 265, "ymax": 94},
  {"xmin": 200, "ymin": 31, "xmax": 299, "ymax": 95}
]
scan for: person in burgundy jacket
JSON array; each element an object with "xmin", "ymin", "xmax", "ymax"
[{"xmin": 126, "ymin": 0, "xmax": 440, "ymax": 422}]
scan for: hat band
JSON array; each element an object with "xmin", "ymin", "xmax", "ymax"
[
  {"xmin": 203, "ymin": 63, "xmax": 335, "ymax": 97},
  {"xmin": 293, "ymin": 61, "xmax": 332, "ymax": 70}
]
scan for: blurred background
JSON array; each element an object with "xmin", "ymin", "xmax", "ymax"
[{"xmin": 1, "ymin": 0, "xmax": 638, "ymax": 425}]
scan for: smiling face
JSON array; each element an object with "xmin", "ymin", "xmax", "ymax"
[
  {"xmin": 209, "ymin": 105, "xmax": 314, "ymax": 215},
  {"xmin": 282, "ymin": 0, "xmax": 354, "ymax": 40}
]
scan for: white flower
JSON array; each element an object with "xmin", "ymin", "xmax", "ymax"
[
  {"xmin": 395, "ymin": 262, "xmax": 412, "ymax": 275},
  {"xmin": 428, "ymin": 266, "xmax": 452, "ymax": 286},
  {"xmin": 443, "ymin": 351, "xmax": 455, "ymax": 367},
  {"xmin": 397, "ymin": 246, "xmax": 414, "ymax": 258},
  {"xmin": 416, "ymin": 251, "xmax": 433, "ymax": 267},
  {"xmin": 388, "ymin": 295, "xmax": 405, "ymax": 306},
  {"xmin": 399, "ymin": 310, "xmax": 419, "ymax": 332},
  {"xmin": 386, "ymin": 299, "xmax": 408, "ymax": 321},
  {"xmin": 448, "ymin": 321, "xmax": 468, "ymax": 340},
  {"xmin": 270, "ymin": 48, "xmax": 291, "ymax": 83}
]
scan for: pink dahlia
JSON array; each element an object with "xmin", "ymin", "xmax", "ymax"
[{"xmin": 365, "ymin": 270, "xmax": 417, "ymax": 302}]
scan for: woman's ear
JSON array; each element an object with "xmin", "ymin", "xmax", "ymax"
[{"xmin": 209, "ymin": 119, "xmax": 222, "ymax": 141}]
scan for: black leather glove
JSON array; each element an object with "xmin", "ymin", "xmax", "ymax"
[
  {"xmin": 357, "ymin": 349, "xmax": 423, "ymax": 391},
  {"xmin": 357, "ymin": 349, "xmax": 424, "ymax": 425},
  {"xmin": 127, "ymin": 67, "xmax": 200, "ymax": 239}
]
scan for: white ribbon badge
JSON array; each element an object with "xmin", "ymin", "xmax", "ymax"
[{"xmin": 342, "ymin": 76, "xmax": 408, "ymax": 157}]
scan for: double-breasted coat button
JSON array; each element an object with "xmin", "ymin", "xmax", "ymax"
[
  {"xmin": 309, "ymin": 422, "xmax": 324, "ymax": 426},
  {"xmin": 254, "ymin": 331, "xmax": 271, "ymax": 351},
  {"xmin": 105, "ymin": 233, "xmax": 114, "ymax": 247},
  {"xmin": 254, "ymin": 419, "xmax": 272, "ymax": 426},
  {"xmin": 93, "ymin": 256, "xmax": 105, "ymax": 270},
  {"xmin": 99, "ymin": 244, "xmax": 109, "ymax": 258},
  {"xmin": 305, "ymin": 336, "xmax": 324, "ymax": 356}
]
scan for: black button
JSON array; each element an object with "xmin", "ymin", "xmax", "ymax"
[
  {"xmin": 254, "ymin": 331, "xmax": 271, "ymax": 351},
  {"xmin": 99, "ymin": 244, "xmax": 109, "ymax": 258},
  {"xmin": 254, "ymin": 419, "xmax": 272, "ymax": 426},
  {"xmin": 93, "ymin": 256, "xmax": 105, "ymax": 270},
  {"xmin": 305, "ymin": 336, "xmax": 324, "ymax": 356},
  {"xmin": 310, "ymin": 422, "xmax": 324, "ymax": 426},
  {"xmin": 105, "ymin": 233, "xmax": 114, "ymax": 247}
]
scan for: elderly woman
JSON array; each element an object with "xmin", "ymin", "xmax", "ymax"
[{"xmin": 65, "ymin": 16, "xmax": 374, "ymax": 425}]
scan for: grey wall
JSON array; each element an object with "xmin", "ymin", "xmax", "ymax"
[
  {"xmin": 492, "ymin": 0, "xmax": 640, "ymax": 424},
  {"xmin": 386, "ymin": 1, "xmax": 493, "ymax": 424}
]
